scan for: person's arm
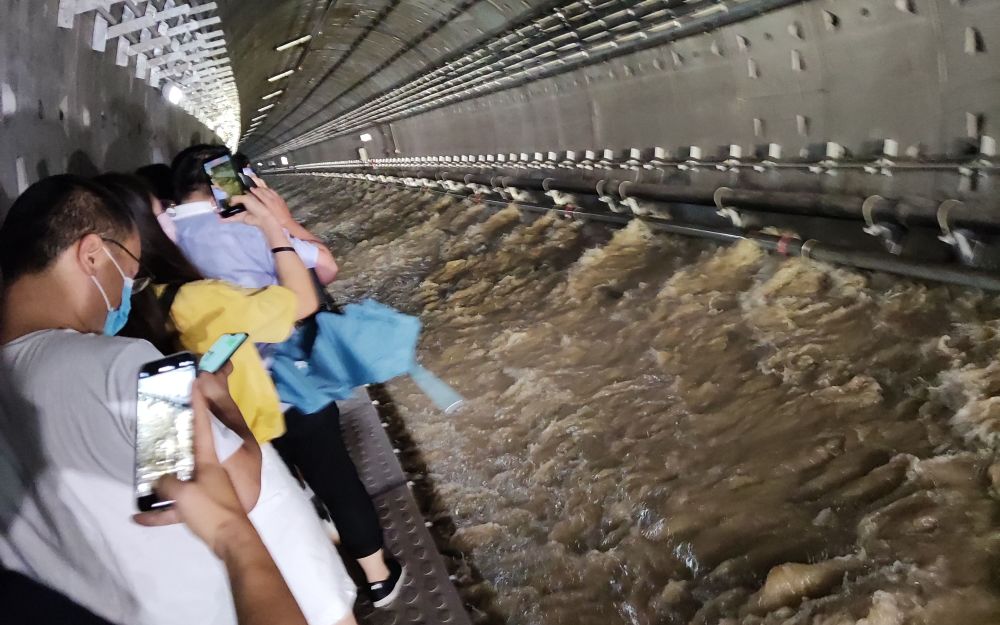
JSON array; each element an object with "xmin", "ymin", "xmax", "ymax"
[
  {"xmin": 250, "ymin": 180, "xmax": 339, "ymax": 285},
  {"xmin": 230, "ymin": 191, "xmax": 319, "ymax": 320},
  {"xmin": 215, "ymin": 523, "xmax": 309, "ymax": 625},
  {"xmin": 171, "ymin": 282, "xmax": 298, "ymax": 346},
  {"xmin": 311, "ymin": 246, "xmax": 339, "ymax": 286},
  {"xmin": 138, "ymin": 383, "xmax": 310, "ymax": 625},
  {"xmin": 195, "ymin": 363, "xmax": 261, "ymax": 512},
  {"xmin": 133, "ymin": 367, "xmax": 261, "ymax": 519}
]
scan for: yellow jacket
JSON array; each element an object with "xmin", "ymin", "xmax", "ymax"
[{"xmin": 161, "ymin": 280, "xmax": 297, "ymax": 443}]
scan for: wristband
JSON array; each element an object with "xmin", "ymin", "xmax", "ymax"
[{"xmin": 271, "ymin": 246, "xmax": 296, "ymax": 254}]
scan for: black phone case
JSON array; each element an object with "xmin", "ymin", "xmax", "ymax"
[
  {"xmin": 137, "ymin": 492, "xmax": 172, "ymax": 512},
  {"xmin": 218, "ymin": 203, "xmax": 247, "ymax": 218}
]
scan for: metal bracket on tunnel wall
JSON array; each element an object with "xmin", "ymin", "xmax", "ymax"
[
  {"xmin": 619, "ymin": 182, "xmax": 670, "ymax": 219},
  {"xmin": 861, "ymin": 195, "xmax": 905, "ymax": 256},
  {"xmin": 714, "ymin": 187, "xmax": 758, "ymax": 229},
  {"xmin": 503, "ymin": 185, "xmax": 539, "ymax": 204},
  {"xmin": 937, "ymin": 199, "xmax": 981, "ymax": 266},
  {"xmin": 55, "ymin": 0, "xmax": 239, "ymax": 147},
  {"xmin": 57, "ymin": 0, "xmax": 118, "ymax": 29},
  {"xmin": 596, "ymin": 180, "xmax": 626, "ymax": 214},
  {"xmin": 543, "ymin": 178, "xmax": 578, "ymax": 211}
]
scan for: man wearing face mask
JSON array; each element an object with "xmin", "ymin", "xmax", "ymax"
[{"xmin": 0, "ymin": 176, "xmax": 357, "ymax": 625}]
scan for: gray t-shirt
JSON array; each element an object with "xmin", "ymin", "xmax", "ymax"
[{"xmin": 0, "ymin": 329, "xmax": 242, "ymax": 625}]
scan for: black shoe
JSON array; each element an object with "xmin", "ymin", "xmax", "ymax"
[{"xmin": 367, "ymin": 558, "xmax": 406, "ymax": 608}]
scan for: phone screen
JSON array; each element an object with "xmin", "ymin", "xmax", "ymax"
[
  {"xmin": 203, "ymin": 155, "xmax": 247, "ymax": 217},
  {"xmin": 199, "ymin": 332, "xmax": 249, "ymax": 373},
  {"xmin": 135, "ymin": 354, "xmax": 197, "ymax": 511}
]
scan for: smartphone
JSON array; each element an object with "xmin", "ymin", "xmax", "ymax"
[
  {"xmin": 203, "ymin": 155, "xmax": 249, "ymax": 218},
  {"xmin": 135, "ymin": 352, "xmax": 197, "ymax": 512},
  {"xmin": 239, "ymin": 167, "xmax": 257, "ymax": 190},
  {"xmin": 198, "ymin": 332, "xmax": 249, "ymax": 374}
]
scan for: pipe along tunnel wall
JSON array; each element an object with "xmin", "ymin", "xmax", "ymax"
[
  {"xmin": 269, "ymin": 0, "xmax": 1000, "ymax": 182},
  {"xmin": 264, "ymin": 165, "xmax": 1000, "ymax": 292}
]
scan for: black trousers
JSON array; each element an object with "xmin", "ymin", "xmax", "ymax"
[{"xmin": 272, "ymin": 402, "xmax": 384, "ymax": 560}]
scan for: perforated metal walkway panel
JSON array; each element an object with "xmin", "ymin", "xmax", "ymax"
[{"xmin": 338, "ymin": 390, "xmax": 472, "ymax": 625}]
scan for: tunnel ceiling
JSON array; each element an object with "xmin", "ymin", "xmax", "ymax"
[
  {"xmin": 219, "ymin": 0, "xmax": 563, "ymax": 157},
  {"xmin": 221, "ymin": 0, "xmax": 781, "ymax": 160}
]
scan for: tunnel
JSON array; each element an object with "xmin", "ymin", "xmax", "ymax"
[{"xmin": 4, "ymin": 1, "xmax": 1000, "ymax": 624}]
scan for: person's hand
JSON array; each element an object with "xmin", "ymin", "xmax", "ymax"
[
  {"xmin": 249, "ymin": 185, "xmax": 295, "ymax": 227},
  {"xmin": 225, "ymin": 192, "xmax": 282, "ymax": 234},
  {"xmin": 196, "ymin": 365, "xmax": 255, "ymax": 443},
  {"xmin": 133, "ymin": 382, "xmax": 252, "ymax": 557},
  {"xmin": 197, "ymin": 362, "xmax": 235, "ymax": 413}
]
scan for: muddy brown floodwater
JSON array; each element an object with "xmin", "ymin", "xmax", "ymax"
[{"xmin": 273, "ymin": 174, "xmax": 1000, "ymax": 625}]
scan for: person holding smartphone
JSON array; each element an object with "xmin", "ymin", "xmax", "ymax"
[
  {"xmin": 0, "ymin": 175, "xmax": 356, "ymax": 625},
  {"xmin": 101, "ymin": 173, "xmax": 319, "ymax": 443},
  {"xmin": 0, "ymin": 366, "xmax": 311, "ymax": 625},
  {"xmin": 142, "ymin": 377, "xmax": 310, "ymax": 625},
  {"xmin": 168, "ymin": 148, "xmax": 404, "ymax": 604},
  {"xmin": 108, "ymin": 169, "xmax": 406, "ymax": 605},
  {"xmin": 169, "ymin": 145, "xmax": 339, "ymax": 288}
]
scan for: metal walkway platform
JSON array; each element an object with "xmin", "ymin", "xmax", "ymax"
[{"xmin": 337, "ymin": 390, "xmax": 472, "ymax": 625}]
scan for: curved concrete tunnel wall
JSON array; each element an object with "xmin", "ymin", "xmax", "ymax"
[
  {"xmin": 0, "ymin": 0, "xmax": 218, "ymax": 216},
  {"xmin": 266, "ymin": 0, "xmax": 1000, "ymax": 171}
]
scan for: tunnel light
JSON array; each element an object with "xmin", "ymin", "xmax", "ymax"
[
  {"xmin": 261, "ymin": 90, "xmax": 284, "ymax": 101},
  {"xmin": 257, "ymin": 103, "xmax": 275, "ymax": 112},
  {"xmin": 359, "ymin": 133, "xmax": 373, "ymax": 143},
  {"xmin": 280, "ymin": 156, "xmax": 290, "ymax": 165},
  {"xmin": 165, "ymin": 84, "xmax": 184, "ymax": 105},
  {"xmin": 275, "ymin": 35, "xmax": 312, "ymax": 52},
  {"xmin": 268, "ymin": 69, "xmax": 295, "ymax": 82},
  {"xmin": 250, "ymin": 114, "xmax": 267, "ymax": 122}
]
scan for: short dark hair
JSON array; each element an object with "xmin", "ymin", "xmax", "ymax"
[
  {"xmin": 171, "ymin": 144, "xmax": 229, "ymax": 201},
  {"xmin": 135, "ymin": 163, "xmax": 177, "ymax": 206},
  {"xmin": 0, "ymin": 175, "xmax": 134, "ymax": 283}
]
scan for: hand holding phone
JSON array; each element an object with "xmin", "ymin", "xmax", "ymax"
[
  {"xmin": 133, "ymin": 379, "xmax": 248, "ymax": 547},
  {"xmin": 249, "ymin": 185, "xmax": 295, "ymax": 226},
  {"xmin": 226, "ymin": 193, "xmax": 286, "ymax": 244},
  {"xmin": 203, "ymin": 155, "xmax": 250, "ymax": 218},
  {"xmin": 199, "ymin": 332, "xmax": 249, "ymax": 374}
]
